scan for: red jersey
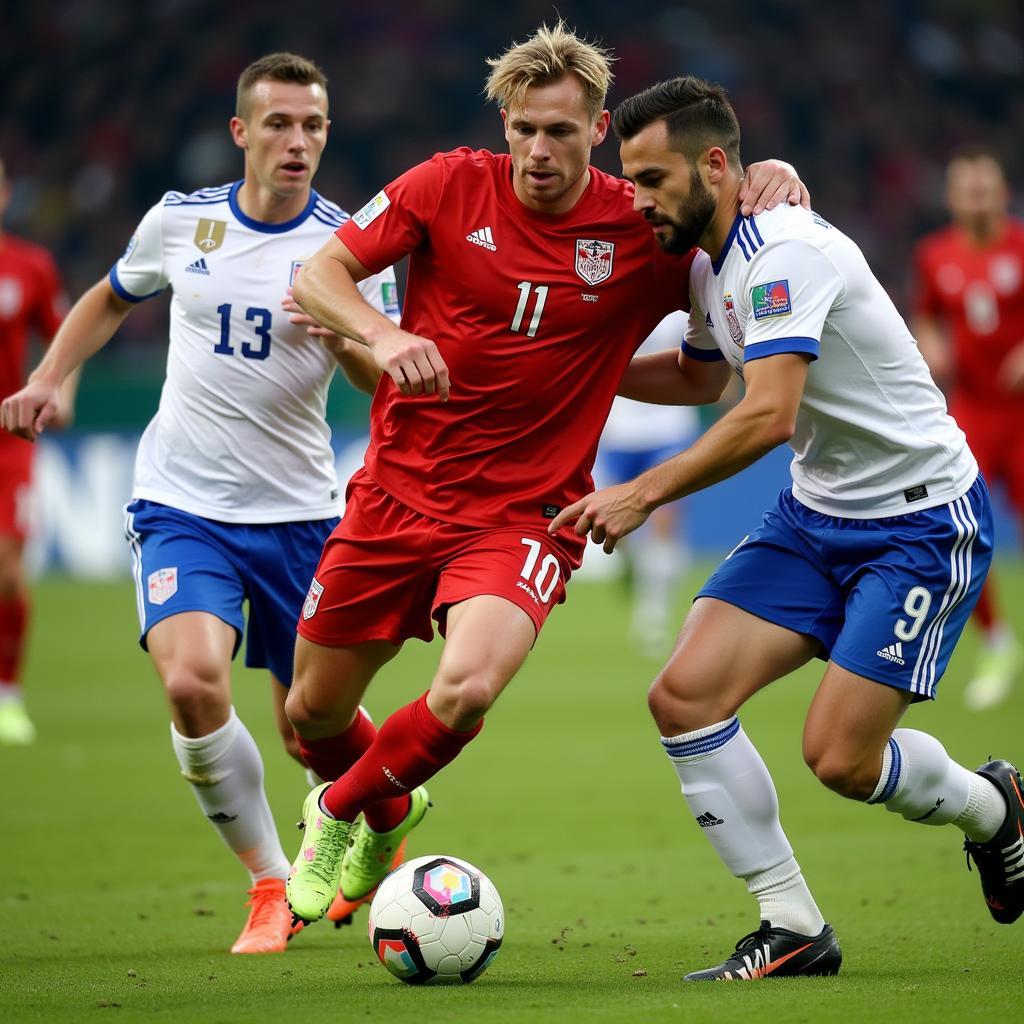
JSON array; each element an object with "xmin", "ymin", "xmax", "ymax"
[
  {"xmin": 912, "ymin": 218, "xmax": 1024, "ymax": 407},
  {"xmin": 337, "ymin": 149, "xmax": 693, "ymax": 535},
  {"xmin": 0, "ymin": 232, "xmax": 64, "ymax": 403}
]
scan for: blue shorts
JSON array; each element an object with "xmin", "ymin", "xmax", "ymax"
[
  {"xmin": 697, "ymin": 476, "xmax": 993, "ymax": 700},
  {"xmin": 124, "ymin": 499, "xmax": 339, "ymax": 686}
]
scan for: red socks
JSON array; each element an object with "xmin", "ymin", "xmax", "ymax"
[
  {"xmin": 321, "ymin": 692, "xmax": 483, "ymax": 823},
  {"xmin": 296, "ymin": 707, "xmax": 412, "ymax": 832},
  {"xmin": 0, "ymin": 595, "xmax": 28, "ymax": 683}
]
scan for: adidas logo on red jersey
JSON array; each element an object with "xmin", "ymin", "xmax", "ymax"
[{"xmin": 466, "ymin": 226, "xmax": 496, "ymax": 251}]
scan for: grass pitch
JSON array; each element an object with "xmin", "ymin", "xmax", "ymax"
[{"xmin": 1, "ymin": 566, "xmax": 1021, "ymax": 1022}]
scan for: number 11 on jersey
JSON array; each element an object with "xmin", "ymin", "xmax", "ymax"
[{"xmin": 511, "ymin": 282, "xmax": 549, "ymax": 338}]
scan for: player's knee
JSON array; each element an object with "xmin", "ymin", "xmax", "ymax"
[
  {"xmin": 648, "ymin": 666, "xmax": 726, "ymax": 736},
  {"xmin": 161, "ymin": 664, "xmax": 227, "ymax": 728},
  {"xmin": 806, "ymin": 746, "xmax": 877, "ymax": 801},
  {"xmin": 429, "ymin": 677, "xmax": 494, "ymax": 731}
]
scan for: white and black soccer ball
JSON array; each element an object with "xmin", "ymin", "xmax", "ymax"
[{"xmin": 368, "ymin": 854, "xmax": 504, "ymax": 984}]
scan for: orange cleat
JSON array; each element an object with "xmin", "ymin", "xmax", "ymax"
[
  {"xmin": 230, "ymin": 877, "xmax": 292, "ymax": 954},
  {"xmin": 326, "ymin": 838, "xmax": 407, "ymax": 928}
]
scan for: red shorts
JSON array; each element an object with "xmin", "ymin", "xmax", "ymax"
[
  {"xmin": 952, "ymin": 395, "xmax": 1024, "ymax": 513},
  {"xmin": 297, "ymin": 470, "xmax": 581, "ymax": 646},
  {"xmin": 0, "ymin": 436, "xmax": 34, "ymax": 540}
]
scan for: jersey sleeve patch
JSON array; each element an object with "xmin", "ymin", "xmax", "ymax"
[
  {"xmin": 751, "ymin": 279, "xmax": 792, "ymax": 320},
  {"xmin": 353, "ymin": 190, "xmax": 391, "ymax": 230}
]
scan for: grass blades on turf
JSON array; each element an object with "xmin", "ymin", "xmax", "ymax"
[{"xmin": 1, "ymin": 568, "xmax": 1021, "ymax": 1023}]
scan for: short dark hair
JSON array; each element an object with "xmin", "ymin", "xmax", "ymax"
[
  {"xmin": 236, "ymin": 53, "xmax": 328, "ymax": 119},
  {"xmin": 612, "ymin": 75, "xmax": 741, "ymax": 169}
]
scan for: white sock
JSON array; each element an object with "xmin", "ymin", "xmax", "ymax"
[
  {"xmin": 171, "ymin": 708, "xmax": 290, "ymax": 883},
  {"xmin": 662, "ymin": 717, "xmax": 825, "ymax": 934},
  {"xmin": 868, "ymin": 728, "xmax": 1005, "ymax": 842},
  {"xmin": 306, "ymin": 767, "xmax": 326, "ymax": 788}
]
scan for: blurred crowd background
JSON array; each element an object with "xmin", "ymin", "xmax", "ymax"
[{"xmin": 2, "ymin": 0, "xmax": 1023, "ymax": 426}]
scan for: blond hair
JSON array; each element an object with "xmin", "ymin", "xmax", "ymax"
[{"xmin": 484, "ymin": 22, "xmax": 614, "ymax": 121}]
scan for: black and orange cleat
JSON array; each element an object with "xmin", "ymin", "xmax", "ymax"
[
  {"xmin": 684, "ymin": 921, "xmax": 841, "ymax": 981},
  {"xmin": 964, "ymin": 759, "xmax": 1024, "ymax": 924}
]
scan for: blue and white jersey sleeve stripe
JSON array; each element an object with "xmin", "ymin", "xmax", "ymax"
[{"xmin": 111, "ymin": 200, "xmax": 169, "ymax": 301}]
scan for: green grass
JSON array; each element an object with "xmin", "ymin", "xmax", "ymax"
[{"xmin": 1, "ymin": 566, "xmax": 1022, "ymax": 1022}]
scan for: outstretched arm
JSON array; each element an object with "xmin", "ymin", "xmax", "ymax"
[
  {"xmin": 552, "ymin": 353, "xmax": 810, "ymax": 551},
  {"xmin": 1, "ymin": 278, "xmax": 132, "ymax": 439}
]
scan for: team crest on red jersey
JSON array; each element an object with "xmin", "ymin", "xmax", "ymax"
[
  {"xmin": 575, "ymin": 239, "xmax": 615, "ymax": 286},
  {"xmin": 302, "ymin": 577, "xmax": 324, "ymax": 620}
]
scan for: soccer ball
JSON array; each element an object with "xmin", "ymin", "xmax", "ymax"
[{"xmin": 368, "ymin": 854, "xmax": 504, "ymax": 984}]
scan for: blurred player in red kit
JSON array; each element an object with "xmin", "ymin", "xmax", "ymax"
[
  {"xmin": 913, "ymin": 146, "xmax": 1024, "ymax": 710},
  {"xmin": 281, "ymin": 22, "xmax": 808, "ymax": 925},
  {"xmin": 0, "ymin": 157, "xmax": 73, "ymax": 743}
]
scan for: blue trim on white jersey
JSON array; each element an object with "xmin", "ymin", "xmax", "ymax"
[
  {"xmin": 682, "ymin": 340, "xmax": 726, "ymax": 362},
  {"xmin": 738, "ymin": 218, "xmax": 763, "ymax": 259},
  {"xmin": 713, "ymin": 213, "xmax": 768, "ymax": 274},
  {"xmin": 314, "ymin": 197, "xmax": 349, "ymax": 224},
  {"xmin": 228, "ymin": 181, "xmax": 318, "ymax": 233},
  {"xmin": 109, "ymin": 265, "xmax": 164, "ymax": 303},
  {"xmin": 711, "ymin": 215, "xmax": 743, "ymax": 276},
  {"xmin": 164, "ymin": 183, "xmax": 233, "ymax": 207},
  {"xmin": 744, "ymin": 336, "xmax": 820, "ymax": 362},
  {"xmin": 661, "ymin": 717, "xmax": 740, "ymax": 760},
  {"xmin": 311, "ymin": 210, "xmax": 345, "ymax": 229}
]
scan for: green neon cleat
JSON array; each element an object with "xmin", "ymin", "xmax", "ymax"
[
  {"xmin": 0, "ymin": 697, "xmax": 36, "ymax": 745},
  {"xmin": 339, "ymin": 786, "xmax": 431, "ymax": 901},
  {"xmin": 286, "ymin": 783, "xmax": 352, "ymax": 924}
]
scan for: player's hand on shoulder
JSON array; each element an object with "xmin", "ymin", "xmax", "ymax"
[
  {"xmin": 370, "ymin": 327, "xmax": 450, "ymax": 402},
  {"xmin": 547, "ymin": 482, "xmax": 651, "ymax": 553},
  {"xmin": 740, "ymin": 160, "xmax": 811, "ymax": 217},
  {"xmin": 0, "ymin": 379, "xmax": 61, "ymax": 441}
]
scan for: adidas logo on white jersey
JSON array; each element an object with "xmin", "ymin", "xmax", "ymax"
[
  {"xmin": 185, "ymin": 257, "xmax": 210, "ymax": 275},
  {"xmin": 876, "ymin": 642, "xmax": 906, "ymax": 665},
  {"xmin": 466, "ymin": 226, "xmax": 496, "ymax": 251}
]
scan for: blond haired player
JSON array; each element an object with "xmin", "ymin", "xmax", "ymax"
[{"xmin": 281, "ymin": 23, "xmax": 807, "ymax": 926}]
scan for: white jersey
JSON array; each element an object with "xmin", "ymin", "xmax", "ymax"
[
  {"xmin": 684, "ymin": 205, "xmax": 977, "ymax": 518},
  {"xmin": 111, "ymin": 181, "xmax": 399, "ymax": 524},
  {"xmin": 601, "ymin": 311, "xmax": 700, "ymax": 451}
]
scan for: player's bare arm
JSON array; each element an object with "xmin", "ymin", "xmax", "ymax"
[
  {"xmin": 617, "ymin": 347, "xmax": 732, "ymax": 406},
  {"xmin": 739, "ymin": 159, "xmax": 810, "ymax": 216},
  {"xmin": 0, "ymin": 278, "xmax": 132, "ymax": 440},
  {"xmin": 293, "ymin": 235, "xmax": 449, "ymax": 401},
  {"xmin": 550, "ymin": 353, "xmax": 810, "ymax": 551},
  {"xmin": 280, "ymin": 289, "xmax": 382, "ymax": 395}
]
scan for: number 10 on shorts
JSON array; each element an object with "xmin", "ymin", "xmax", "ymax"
[{"xmin": 519, "ymin": 538, "xmax": 560, "ymax": 604}]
